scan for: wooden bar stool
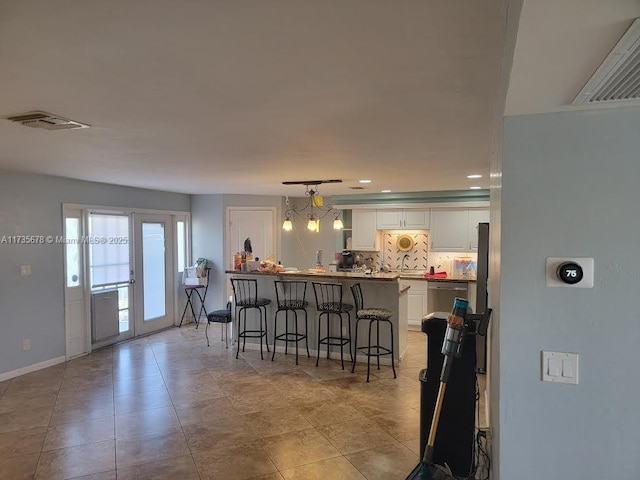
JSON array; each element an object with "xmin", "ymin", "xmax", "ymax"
[
  {"xmin": 272, "ymin": 280, "xmax": 310, "ymax": 365},
  {"xmin": 351, "ymin": 283, "xmax": 397, "ymax": 382},
  {"xmin": 312, "ymin": 282, "xmax": 353, "ymax": 370},
  {"xmin": 231, "ymin": 278, "xmax": 271, "ymax": 360}
]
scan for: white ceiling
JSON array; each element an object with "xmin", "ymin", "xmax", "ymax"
[
  {"xmin": 506, "ymin": 0, "xmax": 640, "ymax": 115},
  {"xmin": 1, "ymin": 1, "xmax": 637, "ymax": 196}
]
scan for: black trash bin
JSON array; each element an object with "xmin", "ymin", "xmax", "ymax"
[{"xmin": 419, "ymin": 313, "xmax": 476, "ymax": 477}]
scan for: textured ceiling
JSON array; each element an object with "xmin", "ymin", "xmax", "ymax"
[{"xmin": 0, "ymin": 0, "xmax": 509, "ymax": 195}]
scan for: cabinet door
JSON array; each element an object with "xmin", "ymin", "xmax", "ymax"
[
  {"xmin": 351, "ymin": 210, "xmax": 378, "ymax": 251},
  {"xmin": 404, "ymin": 210, "xmax": 430, "ymax": 229},
  {"xmin": 430, "ymin": 209, "xmax": 468, "ymax": 251},
  {"xmin": 376, "ymin": 210, "xmax": 403, "ymax": 229},
  {"xmin": 405, "ymin": 280, "xmax": 428, "ymax": 327},
  {"xmin": 468, "ymin": 209, "xmax": 490, "ymax": 251}
]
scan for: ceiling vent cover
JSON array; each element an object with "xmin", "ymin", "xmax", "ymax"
[
  {"xmin": 573, "ymin": 18, "xmax": 640, "ymax": 106},
  {"xmin": 4, "ymin": 111, "xmax": 90, "ymax": 130}
]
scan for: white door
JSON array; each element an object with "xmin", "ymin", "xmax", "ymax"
[
  {"xmin": 228, "ymin": 208, "xmax": 276, "ymax": 268},
  {"xmin": 133, "ymin": 214, "xmax": 175, "ymax": 335},
  {"xmin": 63, "ymin": 207, "xmax": 88, "ymax": 359}
]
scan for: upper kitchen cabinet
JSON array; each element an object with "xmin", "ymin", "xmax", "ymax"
[
  {"xmin": 351, "ymin": 209, "xmax": 379, "ymax": 251},
  {"xmin": 468, "ymin": 208, "xmax": 490, "ymax": 251},
  {"xmin": 430, "ymin": 208, "xmax": 490, "ymax": 252},
  {"xmin": 429, "ymin": 208, "xmax": 469, "ymax": 251},
  {"xmin": 376, "ymin": 209, "xmax": 430, "ymax": 229}
]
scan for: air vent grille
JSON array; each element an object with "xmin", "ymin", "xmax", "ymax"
[
  {"xmin": 4, "ymin": 111, "xmax": 90, "ymax": 130},
  {"xmin": 573, "ymin": 18, "xmax": 640, "ymax": 105}
]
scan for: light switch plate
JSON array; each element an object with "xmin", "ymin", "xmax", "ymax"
[
  {"xmin": 546, "ymin": 257, "xmax": 594, "ymax": 288},
  {"xmin": 542, "ymin": 351, "xmax": 579, "ymax": 384},
  {"xmin": 20, "ymin": 265, "xmax": 32, "ymax": 277}
]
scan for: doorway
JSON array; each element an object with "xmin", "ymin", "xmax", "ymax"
[{"xmin": 63, "ymin": 206, "xmax": 188, "ymax": 357}]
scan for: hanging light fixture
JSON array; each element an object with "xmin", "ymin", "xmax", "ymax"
[{"xmin": 282, "ymin": 180, "xmax": 343, "ymax": 233}]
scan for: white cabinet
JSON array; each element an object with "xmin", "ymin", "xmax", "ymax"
[
  {"xmin": 429, "ymin": 209, "xmax": 469, "ymax": 251},
  {"xmin": 351, "ymin": 209, "xmax": 379, "ymax": 251},
  {"xmin": 404, "ymin": 280, "xmax": 428, "ymax": 329},
  {"xmin": 468, "ymin": 208, "xmax": 490, "ymax": 251},
  {"xmin": 376, "ymin": 209, "xmax": 430, "ymax": 229},
  {"xmin": 429, "ymin": 208, "xmax": 489, "ymax": 252}
]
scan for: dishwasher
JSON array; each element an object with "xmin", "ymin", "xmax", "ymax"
[{"xmin": 426, "ymin": 281, "xmax": 468, "ymax": 314}]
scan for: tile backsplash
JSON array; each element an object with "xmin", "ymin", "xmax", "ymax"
[{"xmin": 350, "ymin": 229, "xmax": 477, "ymax": 275}]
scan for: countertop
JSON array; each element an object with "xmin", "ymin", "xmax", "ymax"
[
  {"xmin": 400, "ymin": 274, "xmax": 476, "ymax": 283},
  {"xmin": 225, "ymin": 269, "xmax": 400, "ymax": 281}
]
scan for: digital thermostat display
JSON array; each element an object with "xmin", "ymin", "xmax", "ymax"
[{"xmin": 556, "ymin": 262, "xmax": 584, "ymax": 285}]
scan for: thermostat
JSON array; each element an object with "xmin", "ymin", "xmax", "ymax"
[
  {"xmin": 546, "ymin": 257, "xmax": 594, "ymax": 288},
  {"xmin": 556, "ymin": 262, "xmax": 583, "ymax": 285}
]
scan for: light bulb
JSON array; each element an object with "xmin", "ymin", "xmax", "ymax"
[
  {"xmin": 282, "ymin": 218, "xmax": 293, "ymax": 231},
  {"xmin": 307, "ymin": 218, "xmax": 317, "ymax": 231},
  {"xmin": 333, "ymin": 218, "xmax": 344, "ymax": 230}
]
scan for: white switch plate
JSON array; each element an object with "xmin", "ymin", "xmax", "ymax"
[
  {"xmin": 546, "ymin": 257, "xmax": 594, "ymax": 288},
  {"xmin": 541, "ymin": 351, "xmax": 579, "ymax": 384},
  {"xmin": 20, "ymin": 265, "xmax": 32, "ymax": 277},
  {"xmin": 23, "ymin": 338, "xmax": 31, "ymax": 351}
]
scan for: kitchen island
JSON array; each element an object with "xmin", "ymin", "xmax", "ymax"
[{"xmin": 225, "ymin": 269, "xmax": 409, "ymax": 364}]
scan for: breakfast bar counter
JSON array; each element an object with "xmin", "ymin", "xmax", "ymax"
[{"xmin": 226, "ymin": 270, "xmax": 408, "ymax": 364}]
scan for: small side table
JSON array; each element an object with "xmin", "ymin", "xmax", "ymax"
[{"xmin": 179, "ymin": 268, "xmax": 210, "ymax": 328}]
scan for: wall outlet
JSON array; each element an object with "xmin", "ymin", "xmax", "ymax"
[{"xmin": 23, "ymin": 338, "xmax": 31, "ymax": 351}]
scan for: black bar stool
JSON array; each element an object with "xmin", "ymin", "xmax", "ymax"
[
  {"xmin": 230, "ymin": 278, "xmax": 271, "ymax": 360},
  {"xmin": 272, "ymin": 280, "xmax": 310, "ymax": 365},
  {"xmin": 351, "ymin": 282, "xmax": 397, "ymax": 382},
  {"xmin": 312, "ymin": 282, "xmax": 353, "ymax": 370}
]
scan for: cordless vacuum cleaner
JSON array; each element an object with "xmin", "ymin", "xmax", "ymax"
[{"xmin": 406, "ymin": 297, "xmax": 470, "ymax": 480}]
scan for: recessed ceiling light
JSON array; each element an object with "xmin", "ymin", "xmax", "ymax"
[
  {"xmin": 467, "ymin": 174, "xmax": 482, "ymax": 179},
  {"xmin": 381, "ymin": 189, "xmax": 392, "ymax": 193},
  {"xmin": 469, "ymin": 186, "xmax": 482, "ymax": 190},
  {"xmin": 358, "ymin": 179, "xmax": 372, "ymax": 184}
]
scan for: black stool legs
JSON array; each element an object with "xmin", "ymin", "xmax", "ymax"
[{"xmin": 316, "ymin": 311, "xmax": 353, "ymax": 370}]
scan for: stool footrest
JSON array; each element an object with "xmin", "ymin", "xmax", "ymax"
[
  {"xmin": 238, "ymin": 330, "xmax": 267, "ymax": 339},
  {"xmin": 356, "ymin": 345, "xmax": 392, "ymax": 357},
  {"xmin": 319, "ymin": 336, "xmax": 351, "ymax": 347},
  {"xmin": 275, "ymin": 332, "xmax": 306, "ymax": 342}
]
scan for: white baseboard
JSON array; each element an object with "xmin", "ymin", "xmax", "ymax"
[{"xmin": 0, "ymin": 355, "xmax": 66, "ymax": 383}]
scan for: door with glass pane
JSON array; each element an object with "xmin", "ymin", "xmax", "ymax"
[
  {"xmin": 133, "ymin": 214, "xmax": 175, "ymax": 335},
  {"xmin": 64, "ymin": 208, "xmax": 88, "ymax": 359},
  {"xmin": 88, "ymin": 212, "xmax": 133, "ymax": 347}
]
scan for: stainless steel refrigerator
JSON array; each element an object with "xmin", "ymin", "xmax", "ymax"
[{"xmin": 476, "ymin": 222, "xmax": 489, "ymax": 373}]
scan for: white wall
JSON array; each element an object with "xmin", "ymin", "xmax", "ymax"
[
  {"xmin": 495, "ymin": 107, "xmax": 640, "ymax": 479},
  {"xmin": 0, "ymin": 170, "xmax": 190, "ymax": 375}
]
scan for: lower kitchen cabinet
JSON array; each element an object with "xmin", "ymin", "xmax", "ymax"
[{"xmin": 405, "ymin": 279, "xmax": 428, "ymax": 329}]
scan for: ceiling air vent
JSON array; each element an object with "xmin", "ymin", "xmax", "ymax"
[
  {"xmin": 4, "ymin": 111, "xmax": 90, "ymax": 130},
  {"xmin": 573, "ymin": 18, "xmax": 640, "ymax": 106}
]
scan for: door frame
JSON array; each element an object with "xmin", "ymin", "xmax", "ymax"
[{"xmin": 63, "ymin": 203, "xmax": 190, "ymax": 356}]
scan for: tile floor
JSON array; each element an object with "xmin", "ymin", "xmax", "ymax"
[{"xmin": 0, "ymin": 326, "xmax": 486, "ymax": 480}]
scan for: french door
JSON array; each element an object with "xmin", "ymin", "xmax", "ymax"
[
  {"xmin": 133, "ymin": 214, "xmax": 174, "ymax": 335},
  {"xmin": 64, "ymin": 207, "xmax": 185, "ymax": 356}
]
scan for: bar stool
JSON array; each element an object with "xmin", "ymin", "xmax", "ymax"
[
  {"xmin": 271, "ymin": 280, "xmax": 310, "ymax": 365},
  {"xmin": 231, "ymin": 278, "xmax": 271, "ymax": 360},
  {"xmin": 350, "ymin": 283, "xmax": 397, "ymax": 382},
  {"xmin": 312, "ymin": 282, "xmax": 353, "ymax": 370}
]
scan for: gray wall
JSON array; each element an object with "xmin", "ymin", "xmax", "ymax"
[
  {"xmin": 0, "ymin": 170, "xmax": 190, "ymax": 375},
  {"xmin": 496, "ymin": 107, "xmax": 640, "ymax": 479}
]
